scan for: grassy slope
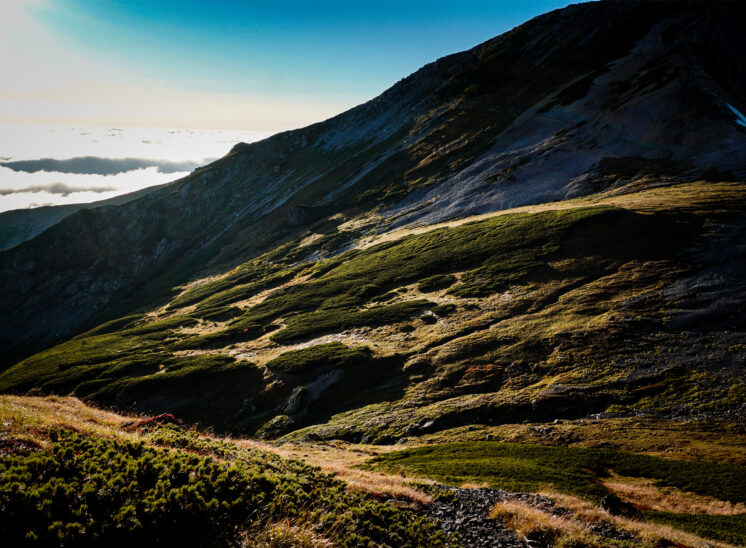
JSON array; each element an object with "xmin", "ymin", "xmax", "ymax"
[
  {"xmin": 371, "ymin": 441, "xmax": 746, "ymax": 503},
  {"xmin": 1, "ymin": 182, "xmax": 745, "ymax": 441},
  {"xmin": 371, "ymin": 441, "xmax": 746, "ymax": 545},
  {"xmin": 3, "ymin": 395, "xmax": 744, "ymax": 548},
  {"xmin": 0, "ymin": 396, "xmax": 450, "ymax": 548}
]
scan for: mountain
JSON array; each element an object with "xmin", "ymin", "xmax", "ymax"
[
  {"xmin": 3, "ymin": 1, "xmax": 746, "ymax": 367},
  {"xmin": 3, "ymin": 2, "xmax": 746, "ymax": 545},
  {"xmin": 2, "ymin": 0, "xmax": 746, "ymax": 432},
  {"xmin": 2, "ymin": 0, "xmax": 746, "ymax": 430},
  {"xmin": 0, "ymin": 183, "xmax": 168, "ymax": 252}
]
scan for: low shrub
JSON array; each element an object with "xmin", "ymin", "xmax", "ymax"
[
  {"xmin": 0, "ymin": 428, "xmax": 450, "ymax": 547},
  {"xmin": 417, "ymin": 274, "xmax": 457, "ymax": 293},
  {"xmin": 265, "ymin": 343, "xmax": 372, "ymax": 374}
]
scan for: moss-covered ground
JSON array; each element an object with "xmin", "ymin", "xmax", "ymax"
[
  {"xmin": 370, "ymin": 441, "xmax": 746, "ymax": 545},
  {"xmin": 1, "ymin": 183, "xmax": 744, "ymax": 443}
]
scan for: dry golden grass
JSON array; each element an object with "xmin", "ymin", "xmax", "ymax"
[
  {"xmin": 601, "ymin": 472, "xmax": 746, "ymax": 515},
  {"xmin": 297, "ymin": 233, "xmax": 325, "ymax": 248},
  {"xmin": 493, "ymin": 490, "xmax": 742, "ymax": 548},
  {"xmin": 0, "ymin": 395, "xmax": 141, "ymax": 449},
  {"xmin": 545, "ymin": 491, "xmax": 739, "ymax": 548},
  {"xmin": 490, "ymin": 499, "xmax": 601, "ymax": 547},
  {"xmin": 245, "ymin": 520, "xmax": 334, "ymax": 548},
  {"xmin": 460, "ymin": 482, "xmax": 490, "ymax": 489},
  {"xmin": 239, "ymin": 439, "xmax": 434, "ymax": 506}
]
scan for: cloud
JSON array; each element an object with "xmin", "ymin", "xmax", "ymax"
[
  {"xmin": 1, "ymin": 156, "xmax": 211, "ymax": 175},
  {"xmin": 0, "ymin": 182, "xmax": 117, "ymax": 196}
]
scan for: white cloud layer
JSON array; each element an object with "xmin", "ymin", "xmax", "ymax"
[
  {"xmin": 0, "ymin": 182, "xmax": 118, "ymax": 196},
  {"xmin": 0, "ymin": 165, "xmax": 187, "ymax": 211},
  {"xmin": 0, "ymin": 124, "xmax": 270, "ymax": 212}
]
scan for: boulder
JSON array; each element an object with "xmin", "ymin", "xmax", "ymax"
[{"xmin": 600, "ymin": 494, "xmax": 641, "ymax": 518}]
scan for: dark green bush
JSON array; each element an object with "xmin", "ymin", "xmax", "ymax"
[
  {"xmin": 432, "ymin": 304, "xmax": 457, "ymax": 316},
  {"xmin": 417, "ymin": 274, "xmax": 457, "ymax": 293},
  {"xmin": 0, "ymin": 428, "xmax": 449, "ymax": 547},
  {"xmin": 265, "ymin": 342, "xmax": 372, "ymax": 374}
]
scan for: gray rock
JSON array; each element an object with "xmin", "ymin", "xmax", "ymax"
[{"xmin": 283, "ymin": 386, "xmax": 309, "ymax": 416}]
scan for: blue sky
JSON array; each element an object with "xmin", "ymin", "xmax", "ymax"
[
  {"xmin": 2, "ymin": 0, "xmax": 575, "ymax": 131},
  {"xmin": 1, "ymin": 0, "xmax": 577, "ymax": 211}
]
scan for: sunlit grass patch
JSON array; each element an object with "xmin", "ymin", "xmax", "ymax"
[
  {"xmin": 369, "ymin": 441, "xmax": 746, "ymax": 504},
  {"xmin": 601, "ymin": 472, "xmax": 746, "ymax": 515},
  {"xmin": 490, "ymin": 500, "xmax": 601, "ymax": 547},
  {"xmin": 265, "ymin": 343, "xmax": 371, "ymax": 373}
]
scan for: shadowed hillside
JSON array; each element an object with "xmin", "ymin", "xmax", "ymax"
[
  {"xmin": 3, "ymin": 182, "xmax": 744, "ymax": 443},
  {"xmin": 4, "ymin": 2, "xmax": 746, "ymax": 546},
  {"xmin": 3, "ymin": 1, "xmax": 746, "ymax": 366}
]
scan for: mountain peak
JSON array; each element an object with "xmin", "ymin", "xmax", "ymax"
[{"xmin": 2, "ymin": 0, "xmax": 746, "ymax": 365}]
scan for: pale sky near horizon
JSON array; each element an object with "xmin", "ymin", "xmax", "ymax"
[
  {"xmin": 0, "ymin": 0, "xmax": 576, "ymax": 212},
  {"xmin": 2, "ymin": 0, "xmax": 575, "ymax": 132}
]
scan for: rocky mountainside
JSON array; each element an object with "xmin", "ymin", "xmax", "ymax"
[
  {"xmin": 3, "ymin": 1, "xmax": 746, "ymax": 367},
  {"xmin": 0, "ymin": 183, "xmax": 168, "ymax": 252},
  {"xmin": 4, "ymin": 3, "xmax": 746, "ymax": 546},
  {"xmin": 3, "ymin": 179, "xmax": 744, "ymax": 438}
]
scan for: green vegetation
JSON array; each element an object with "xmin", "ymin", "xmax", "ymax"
[
  {"xmin": 85, "ymin": 358, "xmax": 264, "ymax": 430},
  {"xmin": 265, "ymin": 342, "xmax": 372, "ymax": 373},
  {"xmin": 0, "ymin": 201, "xmax": 708, "ymax": 439},
  {"xmin": 418, "ymin": 274, "xmax": 457, "ymax": 293},
  {"xmin": 0, "ymin": 427, "xmax": 450, "ymax": 547},
  {"xmin": 271, "ymin": 299, "xmax": 435, "ymax": 343},
  {"xmin": 192, "ymin": 205, "xmax": 690, "ymax": 345},
  {"xmin": 125, "ymin": 315, "xmax": 199, "ymax": 335},
  {"xmin": 161, "ymin": 353, "xmax": 235, "ymax": 373},
  {"xmin": 168, "ymin": 259, "xmax": 300, "ymax": 311},
  {"xmin": 370, "ymin": 441, "xmax": 746, "ymax": 503},
  {"xmin": 642, "ymin": 510, "xmax": 746, "ymax": 546},
  {"xmin": 431, "ymin": 303, "xmax": 457, "ymax": 317},
  {"xmin": 80, "ymin": 314, "xmax": 145, "ymax": 337}
]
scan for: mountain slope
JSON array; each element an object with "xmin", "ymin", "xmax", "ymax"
[
  {"xmin": 3, "ymin": 395, "xmax": 744, "ymax": 547},
  {"xmin": 0, "ymin": 182, "xmax": 169, "ymax": 252},
  {"xmin": 2, "ymin": 181, "xmax": 744, "ymax": 443},
  {"xmin": 0, "ymin": 396, "xmax": 450, "ymax": 547},
  {"xmin": 3, "ymin": 1, "xmax": 746, "ymax": 367}
]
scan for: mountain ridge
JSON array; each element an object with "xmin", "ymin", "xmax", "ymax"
[
  {"xmin": 3, "ymin": 3, "xmax": 746, "ymax": 546},
  {"xmin": 0, "ymin": 182, "xmax": 170, "ymax": 252},
  {"xmin": 3, "ymin": 0, "xmax": 746, "ymax": 392}
]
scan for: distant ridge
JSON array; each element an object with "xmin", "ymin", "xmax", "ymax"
[{"xmin": 2, "ymin": 0, "xmax": 746, "ymax": 365}]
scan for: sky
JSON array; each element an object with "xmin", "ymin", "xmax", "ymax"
[{"xmin": 0, "ymin": 0, "xmax": 575, "ymax": 212}]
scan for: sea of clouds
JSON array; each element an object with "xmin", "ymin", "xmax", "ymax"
[{"xmin": 0, "ymin": 124, "xmax": 269, "ymax": 212}]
